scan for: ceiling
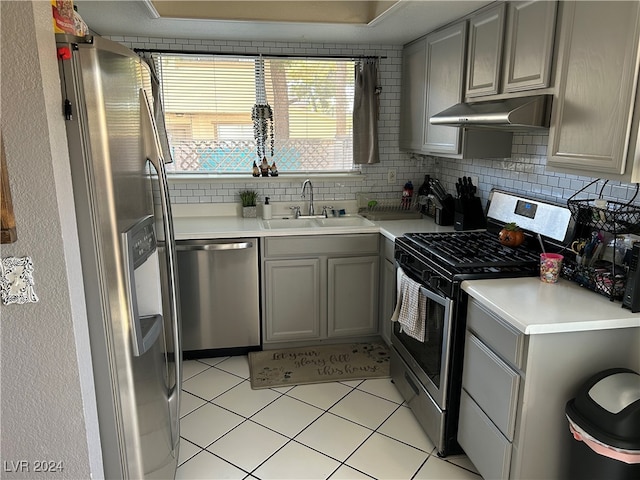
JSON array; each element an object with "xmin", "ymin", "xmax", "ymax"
[
  {"xmin": 74, "ymin": 0, "xmax": 492, "ymax": 46},
  {"xmin": 148, "ymin": 1, "xmax": 400, "ymax": 25}
]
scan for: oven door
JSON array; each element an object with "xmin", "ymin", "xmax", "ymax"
[{"xmin": 391, "ymin": 278, "xmax": 454, "ymax": 410}]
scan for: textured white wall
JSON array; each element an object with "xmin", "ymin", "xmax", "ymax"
[{"xmin": 1, "ymin": 1, "xmax": 101, "ymax": 478}]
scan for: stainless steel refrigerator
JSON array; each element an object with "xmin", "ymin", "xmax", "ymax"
[{"xmin": 56, "ymin": 34, "xmax": 181, "ymax": 479}]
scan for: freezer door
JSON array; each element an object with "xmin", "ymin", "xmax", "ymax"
[
  {"xmin": 57, "ymin": 35, "xmax": 179, "ymax": 479},
  {"xmin": 140, "ymin": 89, "xmax": 182, "ymax": 457}
]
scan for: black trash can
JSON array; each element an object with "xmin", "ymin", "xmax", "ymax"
[{"xmin": 565, "ymin": 368, "xmax": 640, "ymax": 480}]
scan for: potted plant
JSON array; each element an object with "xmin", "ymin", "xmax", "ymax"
[{"xmin": 239, "ymin": 190, "xmax": 258, "ymax": 218}]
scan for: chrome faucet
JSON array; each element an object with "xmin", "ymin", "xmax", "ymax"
[{"xmin": 301, "ymin": 179, "xmax": 315, "ymax": 216}]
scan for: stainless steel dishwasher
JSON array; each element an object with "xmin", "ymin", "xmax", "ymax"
[{"xmin": 176, "ymin": 238, "xmax": 260, "ymax": 357}]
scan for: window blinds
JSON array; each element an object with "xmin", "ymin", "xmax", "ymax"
[{"xmin": 155, "ymin": 54, "xmax": 356, "ymax": 173}]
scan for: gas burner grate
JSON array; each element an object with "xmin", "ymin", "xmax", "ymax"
[{"xmin": 405, "ymin": 231, "xmax": 540, "ymax": 269}]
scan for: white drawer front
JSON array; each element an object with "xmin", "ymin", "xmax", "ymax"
[
  {"xmin": 467, "ymin": 297, "xmax": 524, "ymax": 368},
  {"xmin": 458, "ymin": 389, "xmax": 512, "ymax": 480},
  {"xmin": 462, "ymin": 331, "xmax": 520, "ymax": 440}
]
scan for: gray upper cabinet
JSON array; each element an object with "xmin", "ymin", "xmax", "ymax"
[
  {"xmin": 399, "ymin": 38, "xmax": 427, "ymax": 151},
  {"xmin": 399, "ymin": 1, "xmax": 560, "ymax": 158},
  {"xmin": 466, "ymin": 2, "xmax": 506, "ymax": 97},
  {"xmin": 465, "ymin": 1, "xmax": 557, "ymax": 98},
  {"xmin": 502, "ymin": 1, "xmax": 557, "ymax": 92},
  {"xmin": 399, "ymin": 20, "xmax": 473, "ymax": 157},
  {"xmin": 400, "ymin": 18, "xmax": 513, "ymax": 159},
  {"xmin": 423, "ymin": 21, "xmax": 468, "ymax": 154},
  {"xmin": 547, "ymin": 1, "xmax": 640, "ymax": 179}
]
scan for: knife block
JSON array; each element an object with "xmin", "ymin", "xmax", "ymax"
[
  {"xmin": 435, "ymin": 196, "xmax": 455, "ymax": 226},
  {"xmin": 454, "ymin": 197, "xmax": 486, "ymax": 231}
]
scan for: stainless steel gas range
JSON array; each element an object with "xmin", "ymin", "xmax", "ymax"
[{"xmin": 390, "ymin": 190, "xmax": 573, "ymax": 457}]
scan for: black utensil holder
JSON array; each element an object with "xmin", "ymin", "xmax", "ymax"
[
  {"xmin": 435, "ymin": 196, "xmax": 455, "ymax": 226},
  {"xmin": 454, "ymin": 197, "xmax": 486, "ymax": 231}
]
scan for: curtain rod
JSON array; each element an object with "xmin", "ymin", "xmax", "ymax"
[{"xmin": 133, "ymin": 48, "xmax": 386, "ymax": 60}]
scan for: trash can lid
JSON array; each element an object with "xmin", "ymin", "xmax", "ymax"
[
  {"xmin": 566, "ymin": 368, "xmax": 640, "ymax": 450},
  {"xmin": 589, "ymin": 372, "xmax": 640, "ymax": 414}
]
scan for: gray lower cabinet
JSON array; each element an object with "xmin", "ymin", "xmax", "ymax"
[
  {"xmin": 328, "ymin": 256, "xmax": 379, "ymax": 337},
  {"xmin": 262, "ymin": 234, "xmax": 379, "ymax": 345},
  {"xmin": 459, "ymin": 296, "xmax": 640, "ymax": 479},
  {"xmin": 263, "ymin": 258, "xmax": 323, "ymax": 342},
  {"xmin": 379, "ymin": 237, "xmax": 395, "ymax": 346},
  {"xmin": 460, "ymin": 300, "xmax": 524, "ymax": 479}
]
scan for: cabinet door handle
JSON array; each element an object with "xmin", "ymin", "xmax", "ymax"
[{"xmin": 176, "ymin": 242, "xmax": 253, "ymax": 251}]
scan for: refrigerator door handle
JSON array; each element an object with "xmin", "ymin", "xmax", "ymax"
[
  {"xmin": 140, "ymin": 89, "xmax": 182, "ymax": 450},
  {"xmin": 176, "ymin": 241, "xmax": 253, "ymax": 251}
]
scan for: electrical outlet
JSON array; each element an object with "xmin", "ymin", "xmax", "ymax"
[
  {"xmin": 387, "ymin": 169, "xmax": 397, "ymax": 185},
  {"xmin": 471, "ymin": 176, "xmax": 479, "ymax": 186}
]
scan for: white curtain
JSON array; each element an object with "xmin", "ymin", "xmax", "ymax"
[{"xmin": 353, "ymin": 59, "xmax": 380, "ymax": 164}]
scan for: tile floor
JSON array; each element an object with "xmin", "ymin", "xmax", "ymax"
[{"xmin": 177, "ymin": 355, "xmax": 481, "ymax": 480}]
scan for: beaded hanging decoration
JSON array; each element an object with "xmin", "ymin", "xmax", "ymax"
[
  {"xmin": 252, "ymin": 56, "xmax": 275, "ymax": 164},
  {"xmin": 251, "ymin": 103, "xmax": 274, "ymax": 160}
]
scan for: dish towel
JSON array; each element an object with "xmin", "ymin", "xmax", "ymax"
[{"xmin": 391, "ymin": 267, "xmax": 427, "ymax": 342}]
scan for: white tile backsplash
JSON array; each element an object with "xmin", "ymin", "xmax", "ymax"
[{"xmin": 114, "ymin": 35, "xmax": 639, "ymax": 209}]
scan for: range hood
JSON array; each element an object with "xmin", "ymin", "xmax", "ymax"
[{"xmin": 429, "ymin": 95, "xmax": 552, "ymax": 131}]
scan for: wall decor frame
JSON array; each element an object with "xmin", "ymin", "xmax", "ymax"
[{"xmin": 1, "ymin": 131, "xmax": 17, "ymax": 243}]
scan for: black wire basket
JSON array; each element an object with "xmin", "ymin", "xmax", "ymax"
[
  {"xmin": 561, "ymin": 259, "xmax": 627, "ymax": 300},
  {"xmin": 567, "ymin": 179, "xmax": 640, "ymax": 235},
  {"xmin": 565, "ymin": 179, "xmax": 639, "ymax": 300}
]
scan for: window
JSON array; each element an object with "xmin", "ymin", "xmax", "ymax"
[{"xmin": 155, "ymin": 54, "xmax": 356, "ymax": 174}]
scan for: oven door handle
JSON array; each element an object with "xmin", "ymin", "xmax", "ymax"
[
  {"xmin": 398, "ymin": 262, "xmax": 450, "ymax": 306},
  {"xmin": 419, "ymin": 284, "xmax": 449, "ymax": 307}
]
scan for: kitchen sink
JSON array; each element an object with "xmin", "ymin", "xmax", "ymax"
[
  {"xmin": 261, "ymin": 218, "xmax": 317, "ymax": 229},
  {"xmin": 314, "ymin": 215, "xmax": 375, "ymax": 227},
  {"xmin": 260, "ymin": 215, "xmax": 374, "ymax": 230}
]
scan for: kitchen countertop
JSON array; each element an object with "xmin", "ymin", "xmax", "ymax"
[
  {"xmin": 173, "ymin": 213, "xmax": 453, "ymax": 241},
  {"xmin": 172, "ymin": 205, "xmax": 638, "ymax": 337},
  {"xmin": 462, "ymin": 277, "xmax": 640, "ymax": 335}
]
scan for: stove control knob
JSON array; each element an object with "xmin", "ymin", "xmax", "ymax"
[{"xmin": 397, "ymin": 253, "xmax": 411, "ymax": 264}]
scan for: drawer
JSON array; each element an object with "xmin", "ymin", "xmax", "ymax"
[
  {"xmin": 462, "ymin": 331, "xmax": 520, "ymax": 440},
  {"xmin": 390, "ymin": 347, "xmax": 445, "ymax": 452},
  {"xmin": 264, "ymin": 234, "xmax": 379, "ymax": 257},
  {"xmin": 458, "ymin": 389, "xmax": 512, "ymax": 480},
  {"xmin": 467, "ymin": 297, "xmax": 525, "ymax": 369}
]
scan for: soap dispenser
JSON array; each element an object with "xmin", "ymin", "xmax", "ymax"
[{"xmin": 263, "ymin": 197, "xmax": 272, "ymax": 220}]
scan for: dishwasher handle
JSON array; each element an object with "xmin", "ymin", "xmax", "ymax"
[{"xmin": 176, "ymin": 241, "xmax": 253, "ymax": 251}]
